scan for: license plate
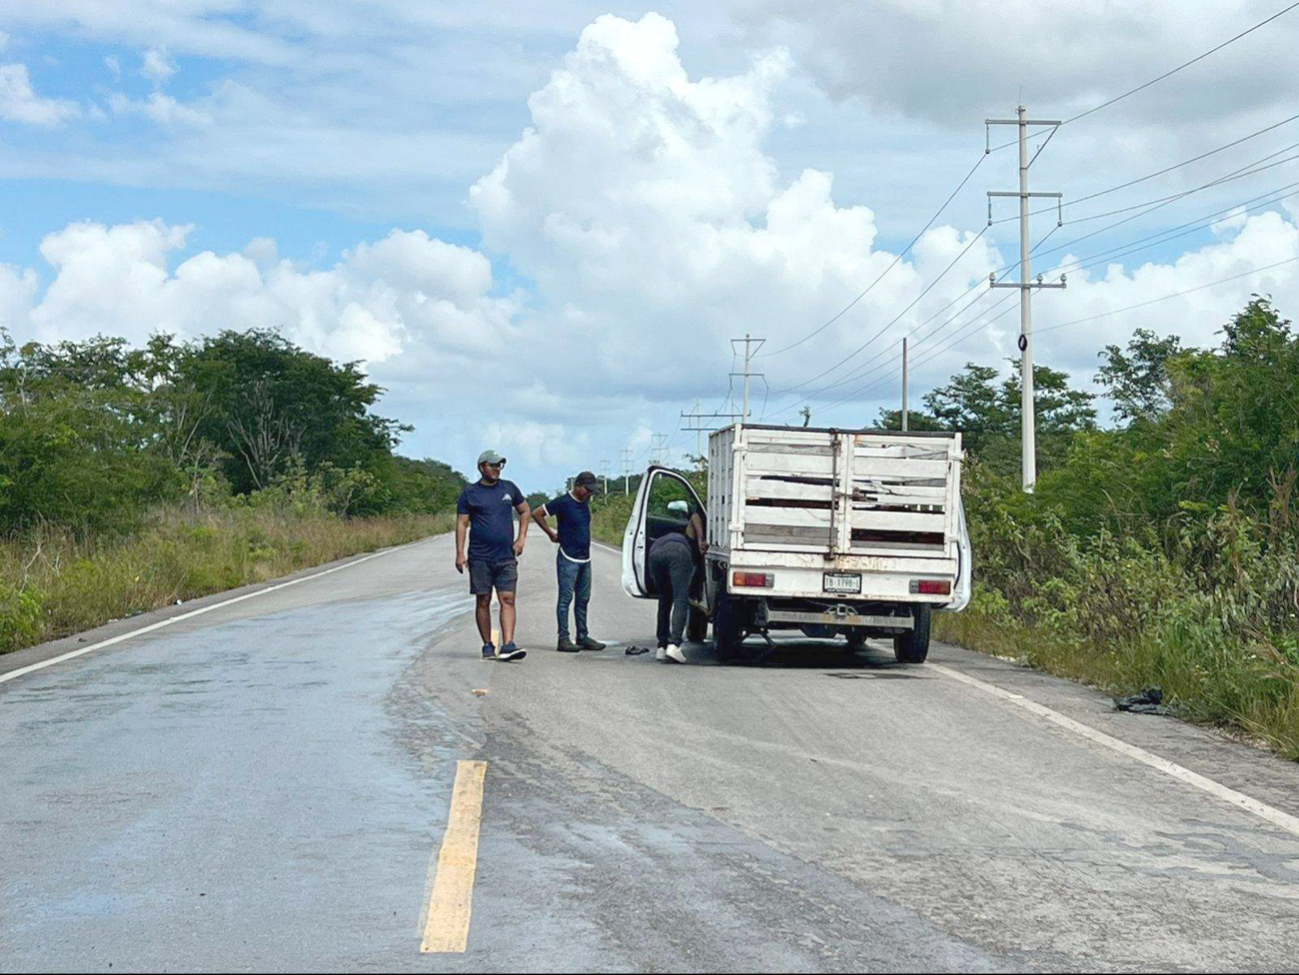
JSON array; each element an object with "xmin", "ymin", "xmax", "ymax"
[{"xmin": 823, "ymin": 572, "xmax": 862, "ymax": 594}]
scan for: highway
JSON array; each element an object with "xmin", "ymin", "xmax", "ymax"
[{"xmin": 3, "ymin": 534, "xmax": 1299, "ymax": 972}]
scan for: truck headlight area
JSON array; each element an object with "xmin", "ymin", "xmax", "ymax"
[
  {"xmin": 910, "ymin": 579, "xmax": 952, "ymax": 595},
  {"xmin": 732, "ymin": 571, "xmax": 775, "ymax": 588}
]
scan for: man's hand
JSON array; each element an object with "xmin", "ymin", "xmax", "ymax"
[
  {"xmin": 548, "ymin": 530, "xmax": 560, "ymax": 544},
  {"xmin": 513, "ymin": 538, "xmax": 526, "ymax": 557},
  {"xmin": 455, "ymin": 553, "xmax": 467, "ymax": 574}
]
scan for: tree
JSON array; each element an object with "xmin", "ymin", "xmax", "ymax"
[
  {"xmin": 179, "ymin": 330, "xmax": 405, "ymax": 495},
  {"xmin": 1096, "ymin": 328, "xmax": 1183, "ymax": 425}
]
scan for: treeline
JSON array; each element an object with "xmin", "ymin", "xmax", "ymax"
[
  {"xmin": 881, "ymin": 297, "xmax": 1299, "ymax": 758},
  {"xmin": 0, "ymin": 328, "xmax": 466, "ymax": 534}
]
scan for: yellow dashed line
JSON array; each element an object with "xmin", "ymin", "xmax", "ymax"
[{"xmin": 420, "ymin": 760, "xmax": 488, "ymax": 953}]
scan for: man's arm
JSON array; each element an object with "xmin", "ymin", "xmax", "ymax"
[
  {"xmin": 513, "ymin": 501, "xmax": 531, "ymax": 555},
  {"xmin": 531, "ymin": 504, "xmax": 559, "ymax": 543},
  {"xmin": 455, "ymin": 514, "xmax": 469, "ymax": 573},
  {"xmin": 688, "ymin": 511, "xmax": 709, "ymax": 556}
]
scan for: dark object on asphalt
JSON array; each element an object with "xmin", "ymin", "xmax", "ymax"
[
  {"xmin": 1115, "ymin": 688, "xmax": 1169, "ymax": 715},
  {"xmin": 557, "ymin": 638, "xmax": 581, "ymax": 652},
  {"xmin": 625, "ymin": 645, "xmax": 651, "ymax": 655}
]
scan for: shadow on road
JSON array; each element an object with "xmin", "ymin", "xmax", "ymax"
[{"xmin": 689, "ymin": 638, "xmax": 932, "ymax": 676}]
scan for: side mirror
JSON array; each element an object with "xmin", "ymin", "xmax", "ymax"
[{"xmin": 667, "ymin": 500, "xmax": 689, "ymax": 515}]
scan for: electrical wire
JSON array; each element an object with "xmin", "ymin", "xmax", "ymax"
[{"xmin": 761, "ymin": 152, "xmax": 989, "ymax": 357}]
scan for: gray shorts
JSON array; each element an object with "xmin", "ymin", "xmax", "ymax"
[{"xmin": 469, "ymin": 558, "xmax": 518, "ymax": 595}]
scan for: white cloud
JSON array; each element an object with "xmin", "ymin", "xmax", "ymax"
[
  {"xmin": 104, "ymin": 54, "xmax": 121, "ymax": 79},
  {"xmin": 141, "ymin": 46, "xmax": 176, "ymax": 86},
  {"xmin": 0, "ymin": 62, "xmax": 78, "ymax": 125},
  {"xmin": 3, "ymin": 220, "xmax": 517, "ymax": 378},
  {"xmin": 468, "ymin": 14, "xmax": 1000, "ymax": 408},
  {"xmin": 109, "ymin": 91, "xmax": 211, "ymax": 128}
]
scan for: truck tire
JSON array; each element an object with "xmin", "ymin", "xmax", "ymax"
[
  {"xmin": 893, "ymin": 605, "xmax": 931, "ymax": 664},
  {"xmin": 712, "ymin": 587, "xmax": 746, "ymax": 662}
]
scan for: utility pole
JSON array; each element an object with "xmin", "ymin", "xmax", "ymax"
[
  {"xmin": 682, "ymin": 400, "xmax": 742, "ymax": 466},
  {"xmin": 620, "ymin": 447, "xmax": 632, "ymax": 495},
  {"xmin": 730, "ymin": 334, "xmax": 766, "ymax": 423},
  {"xmin": 901, "ymin": 337, "xmax": 908, "ymax": 432},
  {"xmin": 599, "ymin": 459, "xmax": 610, "ymax": 494},
  {"xmin": 987, "ymin": 105, "xmax": 1066, "ymax": 493},
  {"xmin": 799, "ymin": 405, "xmax": 812, "ymax": 428},
  {"xmin": 650, "ymin": 433, "xmax": 669, "ymax": 467}
]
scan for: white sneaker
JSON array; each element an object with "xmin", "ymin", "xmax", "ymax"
[
  {"xmin": 655, "ymin": 646, "xmax": 666, "ymax": 661},
  {"xmin": 664, "ymin": 644, "xmax": 686, "ymax": 664}
]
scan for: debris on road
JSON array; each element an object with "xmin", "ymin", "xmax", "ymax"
[
  {"xmin": 625, "ymin": 645, "xmax": 651, "ymax": 655},
  {"xmin": 1114, "ymin": 688, "xmax": 1169, "ymax": 715}
]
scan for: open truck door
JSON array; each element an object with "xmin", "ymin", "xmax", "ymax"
[{"xmin": 621, "ymin": 466, "xmax": 707, "ymax": 600}]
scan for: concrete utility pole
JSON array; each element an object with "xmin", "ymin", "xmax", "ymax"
[
  {"xmin": 682, "ymin": 400, "xmax": 742, "ymax": 466},
  {"xmin": 599, "ymin": 459, "xmax": 610, "ymax": 494},
  {"xmin": 651, "ymin": 433, "xmax": 669, "ymax": 467},
  {"xmin": 987, "ymin": 105, "xmax": 1066, "ymax": 493},
  {"xmin": 901, "ymin": 337, "xmax": 909, "ymax": 432},
  {"xmin": 620, "ymin": 448, "xmax": 632, "ymax": 495},
  {"xmin": 730, "ymin": 334, "xmax": 766, "ymax": 423}
]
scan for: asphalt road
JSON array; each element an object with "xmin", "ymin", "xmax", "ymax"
[{"xmin": 3, "ymin": 534, "xmax": 1299, "ymax": 973}]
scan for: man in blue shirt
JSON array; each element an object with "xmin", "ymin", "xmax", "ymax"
[
  {"xmin": 532, "ymin": 471, "xmax": 607, "ymax": 653},
  {"xmin": 456, "ymin": 449, "xmax": 530, "ymax": 661}
]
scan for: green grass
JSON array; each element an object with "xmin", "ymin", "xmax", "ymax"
[
  {"xmin": 590, "ymin": 493, "xmax": 635, "ymax": 548},
  {"xmin": 0, "ymin": 505, "xmax": 453, "ymax": 655}
]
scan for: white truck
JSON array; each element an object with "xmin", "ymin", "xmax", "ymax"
[{"xmin": 621, "ymin": 423, "xmax": 971, "ymax": 662}]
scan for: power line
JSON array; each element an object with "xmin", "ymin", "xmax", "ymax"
[
  {"xmin": 775, "ymin": 225, "xmax": 990, "ymax": 393},
  {"xmin": 761, "ymin": 152, "xmax": 990, "ymax": 357},
  {"xmin": 1063, "ymin": 2, "xmax": 1299, "ymax": 126}
]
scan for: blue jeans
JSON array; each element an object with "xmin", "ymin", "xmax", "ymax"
[{"xmin": 556, "ymin": 551, "xmax": 592, "ymax": 641}]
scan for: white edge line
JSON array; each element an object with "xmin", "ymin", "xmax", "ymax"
[
  {"xmin": 0, "ymin": 537, "xmax": 435, "ymax": 686},
  {"xmin": 930, "ymin": 663, "xmax": 1299, "ymax": 840}
]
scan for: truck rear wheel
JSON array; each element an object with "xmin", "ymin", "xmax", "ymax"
[
  {"xmin": 893, "ymin": 605, "xmax": 931, "ymax": 664},
  {"xmin": 712, "ymin": 587, "xmax": 746, "ymax": 662}
]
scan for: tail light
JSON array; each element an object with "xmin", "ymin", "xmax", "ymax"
[
  {"xmin": 910, "ymin": 579, "xmax": 951, "ymax": 595},
  {"xmin": 733, "ymin": 572, "xmax": 774, "ymax": 588}
]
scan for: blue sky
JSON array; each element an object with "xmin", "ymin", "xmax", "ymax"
[{"xmin": 2, "ymin": 2, "xmax": 1299, "ymax": 491}]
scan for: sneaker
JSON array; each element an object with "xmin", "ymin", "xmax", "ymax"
[
  {"xmin": 498, "ymin": 642, "xmax": 527, "ymax": 662},
  {"xmin": 556, "ymin": 638, "xmax": 580, "ymax": 653},
  {"xmin": 655, "ymin": 645, "xmax": 666, "ymax": 662},
  {"xmin": 481, "ymin": 643, "xmax": 496, "ymax": 660},
  {"xmin": 578, "ymin": 636, "xmax": 607, "ymax": 651},
  {"xmin": 664, "ymin": 644, "xmax": 686, "ymax": 664}
]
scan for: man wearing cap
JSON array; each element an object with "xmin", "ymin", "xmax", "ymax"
[
  {"xmin": 456, "ymin": 450, "xmax": 530, "ymax": 661},
  {"xmin": 532, "ymin": 472, "xmax": 607, "ymax": 653}
]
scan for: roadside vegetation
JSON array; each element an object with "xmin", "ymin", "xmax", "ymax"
[
  {"xmin": 880, "ymin": 297, "xmax": 1299, "ymax": 759},
  {"xmin": 0, "ymin": 328, "xmax": 464, "ymax": 654}
]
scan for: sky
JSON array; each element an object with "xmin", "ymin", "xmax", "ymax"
[{"xmin": 1, "ymin": 1, "xmax": 1298, "ymax": 491}]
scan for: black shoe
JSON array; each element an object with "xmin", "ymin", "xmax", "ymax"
[
  {"xmin": 498, "ymin": 642, "xmax": 526, "ymax": 661},
  {"xmin": 556, "ymin": 638, "xmax": 580, "ymax": 653},
  {"xmin": 481, "ymin": 643, "xmax": 496, "ymax": 660},
  {"xmin": 578, "ymin": 636, "xmax": 607, "ymax": 651}
]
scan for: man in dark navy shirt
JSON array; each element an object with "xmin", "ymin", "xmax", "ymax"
[
  {"xmin": 532, "ymin": 471, "xmax": 606, "ymax": 653},
  {"xmin": 456, "ymin": 449, "xmax": 530, "ymax": 661}
]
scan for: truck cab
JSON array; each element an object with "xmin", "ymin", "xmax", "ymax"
[{"xmin": 621, "ymin": 424, "xmax": 972, "ymax": 663}]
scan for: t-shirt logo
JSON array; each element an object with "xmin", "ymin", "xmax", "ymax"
[{"xmin": 501, "ymin": 494, "xmax": 512, "ymax": 503}]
